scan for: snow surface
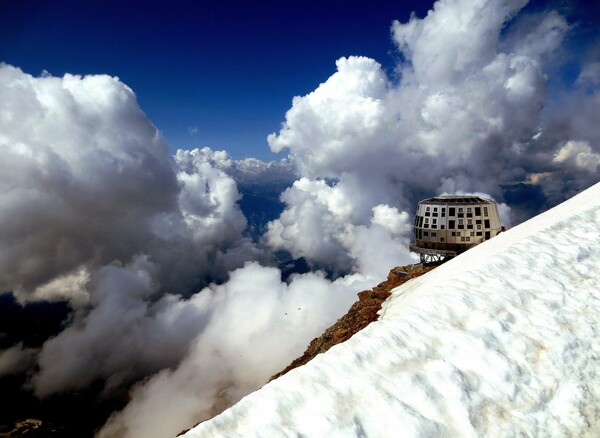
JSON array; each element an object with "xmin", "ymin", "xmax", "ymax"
[{"xmin": 183, "ymin": 182, "xmax": 600, "ymax": 437}]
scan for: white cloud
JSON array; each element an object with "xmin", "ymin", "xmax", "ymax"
[
  {"xmin": 553, "ymin": 140, "xmax": 600, "ymax": 173},
  {"xmin": 0, "ymin": 66, "xmax": 373, "ymax": 433},
  {"xmin": 0, "ymin": 343, "xmax": 37, "ymax": 377},
  {"xmin": 392, "ymin": 0, "xmax": 529, "ymax": 84},
  {"xmin": 263, "ymin": 0, "xmax": 597, "ymax": 274},
  {"xmin": 179, "ymin": 146, "xmax": 295, "ymax": 187},
  {"xmin": 577, "ymin": 62, "xmax": 600, "ymax": 87},
  {"xmin": 97, "ymin": 262, "xmax": 363, "ymax": 438},
  {"xmin": 0, "ymin": 65, "xmax": 255, "ymax": 304},
  {"xmin": 31, "ymin": 256, "xmax": 211, "ymax": 397}
]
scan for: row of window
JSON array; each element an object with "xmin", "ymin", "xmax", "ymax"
[
  {"xmin": 416, "ymin": 230, "xmax": 492, "ymax": 240},
  {"xmin": 421, "ymin": 231, "xmax": 474, "ymax": 242},
  {"xmin": 415, "ymin": 216, "xmax": 492, "ymax": 230},
  {"xmin": 423, "ymin": 206, "xmax": 489, "ymax": 218},
  {"xmin": 421, "ymin": 230, "xmax": 482, "ymax": 237}
]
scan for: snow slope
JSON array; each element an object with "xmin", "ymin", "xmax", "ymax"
[{"xmin": 183, "ymin": 182, "xmax": 600, "ymax": 437}]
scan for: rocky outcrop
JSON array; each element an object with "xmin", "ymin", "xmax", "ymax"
[{"xmin": 270, "ymin": 263, "xmax": 436, "ymax": 381}]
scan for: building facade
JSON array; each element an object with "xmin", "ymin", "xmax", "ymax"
[{"xmin": 410, "ymin": 195, "xmax": 503, "ymax": 263}]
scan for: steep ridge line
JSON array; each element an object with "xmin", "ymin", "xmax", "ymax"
[
  {"xmin": 177, "ymin": 262, "xmax": 436, "ymax": 436},
  {"xmin": 269, "ymin": 263, "xmax": 437, "ymax": 381}
]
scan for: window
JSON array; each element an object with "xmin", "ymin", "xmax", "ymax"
[
  {"xmin": 485, "ymin": 219, "xmax": 490, "ymax": 228},
  {"xmin": 449, "ymin": 220, "xmax": 455, "ymax": 229},
  {"xmin": 484, "ymin": 207, "xmax": 488, "ymax": 217},
  {"xmin": 457, "ymin": 232, "xmax": 461, "ymax": 236},
  {"xmin": 485, "ymin": 231, "xmax": 490, "ymax": 240},
  {"xmin": 470, "ymin": 232, "xmax": 474, "ymax": 236},
  {"xmin": 440, "ymin": 237, "xmax": 445, "ymax": 242},
  {"xmin": 441, "ymin": 208, "xmax": 446, "ymax": 217},
  {"xmin": 466, "ymin": 237, "xmax": 470, "ymax": 242},
  {"xmin": 467, "ymin": 208, "xmax": 472, "ymax": 213},
  {"xmin": 433, "ymin": 207, "xmax": 438, "ymax": 213},
  {"xmin": 475, "ymin": 207, "xmax": 481, "ymax": 216},
  {"xmin": 451, "ymin": 231, "xmax": 456, "ymax": 236},
  {"xmin": 441, "ymin": 224, "xmax": 445, "ymax": 230},
  {"xmin": 461, "ymin": 237, "xmax": 466, "ymax": 242},
  {"xmin": 458, "ymin": 219, "xmax": 464, "ymax": 225},
  {"xmin": 449, "ymin": 207, "xmax": 455, "ymax": 216},
  {"xmin": 431, "ymin": 232, "xmax": 437, "ymax": 237},
  {"xmin": 476, "ymin": 231, "xmax": 482, "ymax": 236},
  {"xmin": 424, "ymin": 231, "xmax": 429, "ymax": 237},
  {"xmin": 477, "ymin": 224, "xmax": 481, "ymax": 230},
  {"xmin": 467, "ymin": 219, "xmax": 472, "ymax": 225}
]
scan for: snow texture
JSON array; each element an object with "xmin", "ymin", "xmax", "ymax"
[{"xmin": 183, "ymin": 181, "xmax": 600, "ymax": 437}]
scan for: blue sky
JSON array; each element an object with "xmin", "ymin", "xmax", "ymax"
[
  {"xmin": 1, "ymin": 0, "xmax": 598, "ymax": 159},
  {"xmin": 1, "ymin": 0, "xmax": 435, "ymax": 159}
]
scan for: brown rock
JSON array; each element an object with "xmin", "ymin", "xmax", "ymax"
[{"xmin": 269, "ymin": 262, "xmax": 436, "ymax": 381}]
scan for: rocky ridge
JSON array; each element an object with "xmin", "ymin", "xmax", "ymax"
[
  {"xmin": 270, "ymin": 263, "xmax": 436, "ymax": 381},
  {"xmin": 178, "ymin": 262, "xmax": 436, "ymax": 436}
]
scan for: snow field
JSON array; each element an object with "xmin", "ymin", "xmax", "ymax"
[{"xmin": 184, "ymin": 182, "xmax": 600, "ymax": 437}]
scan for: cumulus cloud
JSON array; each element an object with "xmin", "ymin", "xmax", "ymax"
[
  {"xmin": 96, "ymin": 262, "xmax": 363, "ymax": 438},
  {"xmin": 187, "ymin": 147, "xmax": 295, "ymax": 186},
  {"xmin": 0, "ymin": 65, "xmax": 254, "ymax": 304},
  {"xmin": 553, "ymin": 140, "xmax": 600, "ymax": 173},
  {"xmin": 0, "ymin": 64, "xmax": 365, "ymax": 437},
  {"xmin": 264, "ymin": 0, "xmax": 598, "ymax": 274},
  {"xmin": 577, "ymin": 62, "xmax": 600, "ymax": 87},
  {"xmin": 0, "ymin": 64, "xmax": 175, "ymax": 301},
  {"xmin": 184, "ymin": 147, "xmax": 296, "ymax": 239},
  {"xmin": 263, "ymin": 177, "xmax": 416, "ymax": 276},
  {"xmin": 31, "ymin": 256, "xmax": 210, "ymax": 397},
  {"xmin": 0, "ymin": 343, "xmax": 37, "ymax": 377}
]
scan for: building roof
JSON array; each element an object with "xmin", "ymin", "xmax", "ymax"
[{"xmin": 419, "ymin": 196, "xmax": 493, "ymax": 205}]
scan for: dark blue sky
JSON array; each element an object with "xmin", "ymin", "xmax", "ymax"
[
  {"xmin": 1, "ymin": 0, "xmax": 435, "ymax": 159},
  {"xmin": 1, "ymin": 0, "xmax": 598, "ymax": 159}
]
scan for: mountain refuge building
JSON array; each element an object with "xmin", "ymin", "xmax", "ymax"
[{"xmin": 410, "ymin": 195, "xmax": 503, "ymax": 263}]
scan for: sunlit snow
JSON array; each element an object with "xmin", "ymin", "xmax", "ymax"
[{"xmin": 184, "ymin": 181, "xmax": 600, "ymax": 437}]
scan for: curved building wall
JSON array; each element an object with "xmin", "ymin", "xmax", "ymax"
[{"xmin": 412, "ymin": 196, "xmax": 502, "ymax": 255}]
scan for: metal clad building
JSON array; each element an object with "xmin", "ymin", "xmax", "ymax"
[{"xmin": 410, "ymin": 195, "xmax": 502, "ymax": 263}]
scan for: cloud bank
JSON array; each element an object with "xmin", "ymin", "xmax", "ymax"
[
  {"xmin": 97, "ymin": 262, "xmax": 359, "ymax": 438},
  {"xmin": 0, "ymin": 64, "xmax": 367, "ymax": 437},
  {"xmin": 263, "ymin": 0, "xmax": 599, "ymax": 272},
  {"xmin": 0, "ymin": 64, "xmax": 255, "ymax": 305}
]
